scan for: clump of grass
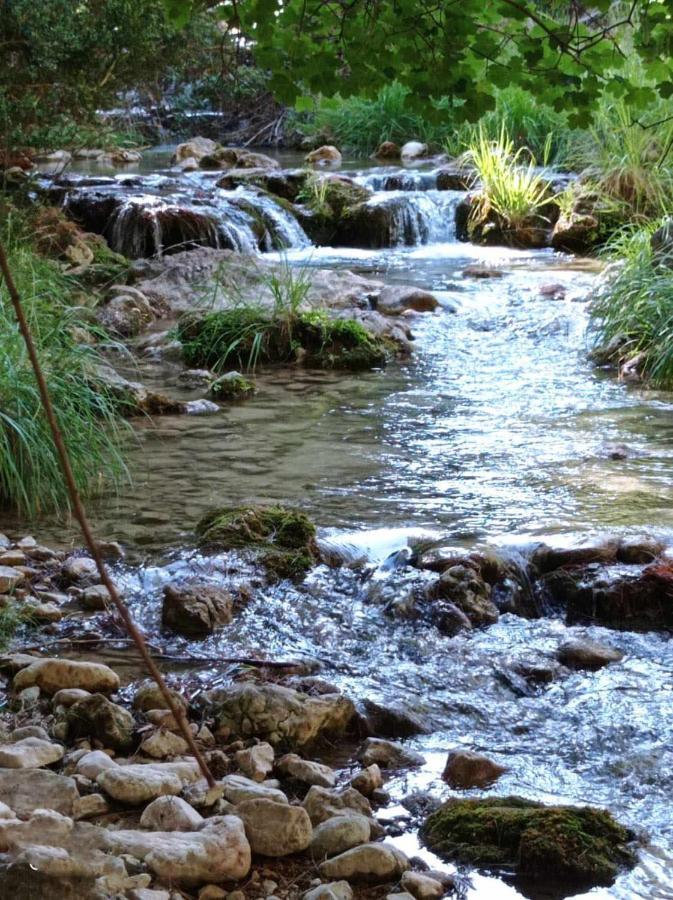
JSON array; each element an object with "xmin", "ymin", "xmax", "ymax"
[
  {"xmin": 590, "ymin": 220, "xmax": 673, "ymax": 386},
  {"xmin": 0, "ymin": 211, "xmax": 127, "ymax": 516},
  {"xmin": 466, "ymin": 126, "xmax": 554, "ymax": 234},
  {"xmin": 208, "ymin": 371, "xmax": 256, "ymax": 402}
]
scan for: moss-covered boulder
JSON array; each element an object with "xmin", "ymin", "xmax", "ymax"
[
  {"xmin": 421, "ymin": 797, "xmax": 636, "ymax": 890},
  {"xmin": 196, "ymin": 505, "xmax": 320, "ymax": 579},
  {"xmin": 208, "ymin": 372, "xmax": 256, "ymax": 402}
]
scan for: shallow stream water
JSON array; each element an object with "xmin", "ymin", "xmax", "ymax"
[{"xmin": 26, "ymin": 149, "xmax": 673, "ymax": 898}]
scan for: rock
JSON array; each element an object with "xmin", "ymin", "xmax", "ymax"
[
  {"xmin": 10, "ymin": 724, "xmax": 50, "ymax": 741},
  {"xmin": 556, "ymin": 639, "xmax": 624, "ymax": 671},
  {"xmin": 0, "ymin": 768, "xmax": 78, "ymax": 816},
  {"xmin": 357, "ymin": 738, "xmax": 425, "ymax": 769},
  {"xmin": 436, "ymin": 165, "xmax": 471, "ymax": 191},
  {"xmin": 0, "ymin": 566, "xmax": 24, "ymax": 593},
  {"xmin": 14, "ymin": 658, "xmax": 120, "ymax": 694},
  {"xmin": 0, "ymin": 737, "xmax": 64, "ymax": 768},
  {"xmin": 98, "ymin": 761, "xmax": 200, "ymax": 805},
  {"xmin": 310, "ymin": 815, "xmax": 371, "ymax": 859},
  {"xmin": 277, "ymin": 753, "xmax": 336, "ymax": 788},
  {"xmin": 205, "ymin": 682, "xmax": 355, "ymax": 749},
  {"xmin": 237, "ymin": 797, "xmax": 313, "ymax": 856},
  {"xmin": 133, "ymin": 681, "xmax": 187, "ymax": 713},
  {"xmin": 162, "ymin": 583, "xmax": 234, "ymax": 636},
  {"xmin": 129, "ymin": 890, "xmax": 171, "ymax": 900},
  {"xmin": 107, "ymin": 815, "xmax": 251, "ymax": 884},
  {"xmin": 401, "ymin": 142, "xmax": 428, "ymax": 161},
  {"xmin": 551, "ymin": 212, "xmax": 599, "ymax": 253},
  {"xmin": 65, "ymin": 693, "xmax": 135, "ymax": 750},
  {"xmin": 617, "ymin": 537, "xmax": 665, "ymax": 564},
  {"xmin": 442, "ymin": 750, "xmax": 506, "ymax": 789},
  {"xmin": 426, "ymin": 565, "xmax": 499, "ymax": 630},
  {"xmin": 376, "ymin": 286, "xmax": 438, "ymax": 316},
  {"xmin": 182, "ymin": 777, "xmax": 225, "ymax": 809},
  {"xmin": 199, "ymin": 888, "xmax": 226, "ymax": 900},
  {"xmin": 75, "ymin": 749, "xmax": 119, "ymax": 780},
  {"xmin": 61, "ymin": 556, "xmax": 98, "ymax": 583},
  {"xmin": 235, "ymin": 742, "xmax": 275, "ymax": 782},
  {"xmin": 53, "ymin": 688, "xmax": 91, "ymax": 708},
  {"xmin": 302, "ymin": 786, "xmax": 373, "ymax": 826},
  {"xmin": 400, "ymin": 872, "xmax": 444, "ymax": 900},
  {"xmin": 73, "ymin": 792, "xmax": 110, "ymax": 819},
  {"xmin": 141, "ymin": 729, "xmax": 189, "ymax": 759},
  {"xmin": 306, "ymin": 146, "xmax": 342, "ymax": 167},
  {"xmin": 173, "ymin": 138, "xmax": 220, "ymax": 164},
  {"xmin": 140, "ymin": 795, "xmax": 204, "ymax": 831},
  {"xmin": 373, "ymin": 142, "xmax": 400, "ymax": 160},
  {"xmin": 539, "ymin": 282, "xmax": 566, "ymax": 300},
  {"xmin": 319, "ymin": 843, "xmax": 410, "ymax": 883},
  {"xmin": 98, "ymin": 291, "xmax": 155, "ymax": 337},
  {"xmin": 0, "ymin": 550, "xmax": 26, "ymax": 566},
  {"xmin": 350, "ymin": 764, "xmax": 382, "ymax": 796},
  {"xmin": 221, "ymin": 773, "xmax": 288, "ymax": 805},
  {"xmin": 421, "ymin": 797, "xmax": 636, "ymax": 890},
  {"xmin": 359, "ymin": 700, "xmax": 432, "ymax": 738},
  {"xmin": 462, "ymin": 265, "xmax": 505, "ymax": 279},
  {"xmin": 303, "ymin": 881, "xmax": 353, "ymax": 900}
]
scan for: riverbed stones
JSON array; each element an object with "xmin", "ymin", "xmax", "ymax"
[
  {"xmin": 305, "ymin": 146, "xmax": 342, "ymax": 167},
  {"xmin": 376, "ymin": 286, "xmax": 439, "ymax": 316},
  {"xmin": 13, "ymin": 658, "xmax": 120, "ymax": 694},
  {"xmin": 75, "ymin": 749, "xmax": 119, "ymax": 780},
  {"xmin": 98, "ymin": 761, "xmax": 199, "ymax": 805},
  {"xmin": 140, "ymin": 795, "xmax": 204, "ymax": 831},
  {"xmin": 162, "ymin": 583, "xmax": 234, "ymax": 636},
  {"xmin": 141, "ymin": 728, "xmax": 189, "ymax": 759},
  {"xmin": 400, "ymin": 872, "xmax": 445, "ymax": 900},
  {"xmin": 441, "ymin": 750, "xmax": 506, "ymax": 790},
  {"xmin": 426, "ymin": 565, "xmax": 499, "ymax": 630},
  {"xmin": 133, "ymin": 681, "xmax": 188, "ymax": 713},
  {"xmin": 350, "ymin": 764, "xmax": 383, "ymax": 796},
  {"xmin": 318, "ymin": 843, "xmax": 410, "ymax": 883},
  {"xmin": 106, "ymin": 815, "xmax": 251, "ymax": 883},
  {"xmin": 236, "ymin": 797, "xmax": 313, "ymax": 856},
  {"xmin": 277, "ymin": 752, "xmax": 336, "ymax": 787},
  {"xmin": 303, "ymin": 881, "xmax": 353, "ymax": 900},
  {"xmin": 422, "ymin": 797, "xmax": 636, "ymax": 889},
  {"xmin": 401, "ymin": 142, "xmax": 428, "ymax": 161},
  {"xmin": 357, "ymin": 738, "xmax": 425, "ymax": 769},
  {"xmin": 61, "ymin": 556, "xmax": 98, "ymax": 584},
  {"xmin": 53, "ymin": 687, "xmax": 92, "ymax": 708},
  {"xmin": 0, "ymin": 566, "xmax": 24, "ymax": 593},
  {"xmin": 235, "ymin": 742, "xmax": 275, "ymax": 782},
  {"xmin": 0, "ymin": 737, "xmax": 64, "ymax": 768},
  {"xmin": 173, "ymin": 137, "xmax": 219, "ymax": 164},
  {"xmin": 65, "ymin": 693, "xmax": 135, "ymax": 750},
  {"xmin": 73, "ymin": 792, "xmax": 110, "ymax": 820},
  {"xmin": 221, "ymin": 773, "xmax": 288, "ymax": 805},
  {"xmin": 556, "ymin": 639, "xmax": 624, "ymax": 670},
  {"xmin": 359, "ymin": 699, "xmax": 433, "ymax": 738},
  {"xmin": 302, "ymin": 786, "xmax": 373, "ymax": 826},
  {"xmin": 310, "ymin": 815, "xmax": 371, "ymax": 859},
  {"xmin": 205, "ymin": 682, "xmax": 356, "ymax": 749},
  {"xmin": 0, "ymin": 769, "xmax": 79, "ymax": 816}
]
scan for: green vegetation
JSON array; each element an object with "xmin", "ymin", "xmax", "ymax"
[
  {"xmin": 422, "ymin": 797, "xmax": 636, "ymax": 889},
  {"xmin": 208, "ymin": 372, "xmax": 256, "ymax": 402},
  {"xmin": 0, "ymin": 212, "xmax": 126, "ymax": 516},
  {"xmin": 591, "ymin": 221, "xmax": 673, "ymax": 387},
  {"xmin": 196, "ymin": 504, "xmax": 319, "ymax": 578}
]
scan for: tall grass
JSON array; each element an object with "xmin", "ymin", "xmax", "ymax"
[
  {"xmin": 0, "ymin": 213, "xmax": 127, "ymax": 516},
  {"xmin": 466, "ymin": 126, "xmax": 554, "ymax": 230},
  {"xmin": 591, "ymin": 220, "xmax": 673, "ymax": 386}
]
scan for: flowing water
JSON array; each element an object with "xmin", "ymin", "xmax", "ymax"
[{"xmin": 29, "ymin": 149, "xmax": 673, "ymax": 898}]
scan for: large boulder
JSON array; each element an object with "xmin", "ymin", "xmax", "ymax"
[
  {"xmin": 204, "ymin": 682, "xmax": 356, "ymax": 749},
  {"xmin": 13, "ymin": 659, "xmax": 120, "ymax": 695},
  {"xmin": 236, "ymin": 797, "xmax": 313, "ymax": 856},
  {"xmin": 422, "ymin": 797, "xmax": 636, "ymax": 890},
  {"xmin": 162, "ymin": 583, "xmax": 234, "ymax": 637}
]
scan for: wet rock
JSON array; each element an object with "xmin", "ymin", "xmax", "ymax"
[
  {"xmin": 617, "ymin": 537, "xmax": 665, "ymax": 564},
  {"xmin": 141, "ymin": 729, "xmax": 189, "ymax": 759},
  {"xmin": 161, "ymin": 583, "xmax": 234, "ymax": 637},
  {"xmin": 61, "ymin": 556, "xmax": 98, "ymax": 584},
  {"xmin": 178, "ymin": 368, "xmax": 214, "ymax": 388},
  {"xmin": 421, "ymin": 797, "xmax": 636, "ymax": 890},
  {"xmin": 0, "ymin": 737, "xmax": 64, "ymax": 768},
  {"xmin": 442, "ymin": 750, "xmax": 506, "ymax": 789},
  {"xmin": 140, "ymin": 795, "xmax": 204, "ymax": 831},
  {"xmin": 539, "ymin": 282, "xmax": 566, "ymax": 300},
  {"xmin": 376, "ymin": 287, "xmax": 438, "ymax": 316},
  {"xmin": 436, "ymin": 165, "xmax": 471, "ymax": 191},
  {"xmin": 373, "ymin": 142, "xmax": 401, "ymax": 160},
  {"xmin": 65, "ymin": 693, "xmax": 135, "ymax": 751},
  {"xmin": 235, "ymin": 742, "xmax": 275, "ymax": 782},
  {"xmin": 302, "ymin": 786, "xmax": 373, "ymax": 827},
  {"xmin": 461, "ymin": 265, "xmax": 505, "ymax": 279},
  {"xmin": 556, "ymin": 639, "xmax": 624, "ymax": 671},
  {"xmin": 350, "ymin": 764, "xmax": 382, "ymax": 797},
  {"xmin": 208, "ymin": 371, "xmax": 256, "ymax": 401},
  {"xmin": 551, "ymin": 212, "xmax": 599, "ymax": 253},
  {"xmin": 531, "ymin": 542, "xmax": 618, "ymax": 575},
  {"xmin": 205, "ymin": 682, "xmax": 355, "ymax": 749},
  {"xmin": 318, "ymin": 843, "xmax": 410, "ymax": 883},
  {"xmin": 400, "ymin": 871, "xmax": 444, "ymax": 900},
  {"xmin": 13, "ymin": 658, "xmax": 120, "ymax": 694},
  {"xmin": 75, "ymin": 750, "xmax": 119, "ymax": 780},
  {"xmin": 426, "ymin": 565, "xmax": 499, "ymax": 629},
  {"xmin": 358, "ymin": 737, "xmax": 425, "ymax": 769},
  {"xmin": 0, "ymin": 768, "xmax": 78, "ymax": 816},
  {"xmin": 306, "ymin": 146, "xmax": 342, "ymax": 167},
  {"xmin": 237, "ymin": 797, "xmax": 313, "ymax": 856},
  {"xmin": 79, "ymin": 584, "xmax": 111, "ymax": 610},
  {"xmin": 133, "ymin": 681, "xmax": 188, "ymax": 713},
  {"xmin": 277, "ymin": 753, "xmax": 336, "ymax": 788},
  {"xmin": 173, "ymin": 138, "xmax": 220, "ymax": 164},
  {"xmin": 106, "ymin": 815, "xmax": 251, "ymax": 884},
  {"xmin": 0, "ymin": 566, "xmax": 24, "ymax": 593},
  {"xmin": 359, "ymin": 699, "xmax": 433, "ymax": 738},
  {"xmin": 303, "ymin": 881, "xmax": 353, "ymax": 900},
  {"xmin": 310, "ymin": 815, "xmax": 371, "ymax": 859},
  {"xmin": 401, "ymin": 142, "xmax": 428, "ymax": 162},
  {"xmin": 98, "ymin": 761, "xmax": 200, "ymax": 805},
  {"xmin": 221, "ymin": 773, "xmax": 288, "ymax": 805}
]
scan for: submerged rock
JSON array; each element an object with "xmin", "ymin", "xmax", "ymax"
[
  {"xmin": 421, "ymin": 797, "xmax": 636, "ymax": 890},
  {"xmin": 441, "ymin": 750, "xmax": 506, "ymax": 789},
  {"xmin": 556, "ymin": 639, "xmax": 624, "ymax": 670},
  {"xmin": 162, "ymin": 583, "xmax": 234, "ymax": 636}
]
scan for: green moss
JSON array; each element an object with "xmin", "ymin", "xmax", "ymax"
[
  {"xmin": 208, "ymin": 372, "xmax": 256, "ymax": 401},
  {"xmin": 421, "ymin": 797, "xmax": 636, "ymax": 889},
  {"xmin": 196, "ymin": 504, "xmax": 320, "ymax": 579},
  {"xmin": 298, "ymin": 311, "xmax": 392, "ymax": 370}
]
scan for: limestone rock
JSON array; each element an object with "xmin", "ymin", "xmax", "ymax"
[
  {"xmin": 0, "ymin": 566, "xmax": 24, "ymax": 593},
  {"xmin": 98, "ymin": 761, "xmax": 200, "ymax": 805},
  {"xmin": 358, "ymin": 738, "xmax": 425, "ymax": 769},
  {"xmin": 65, "ymin": 693, "xmax": 134, "ymax": 750},
  {"xmin": 0, "ymin": 736, "xmax": 64, "ymax": 768},
  {"xmin": 14, "ymin": 658, "xmax": 119, "ymax": 694},
  {"xmin": 400, "ymin": 872, "xmax": 445, "ymax": 899},
  {"xmin": 442, "ymin": 750, "xmax": 506, "ymax": 790},
  {"xmin": 302, "ymin": 786, "xmax": 373, "ymax": 827},
  {"xmin": 277, "ymin": 753, "xmax": 336, "ymax": 788},
  {"xmin": 133, "ymin": 681, "xmax": 188, "ymax": 713},
  {"xmin": 0, "ymin": 768, "xmax": 79, "ymax": 816},
  {"xmin": 237, "ymin": 797, "xmax": 313, "ymax": 856},
  {"xmin": 140, "ymin": 795, "xmax": 204, "ymax": 831},
  {"xmin": 377, "ymin": 287, "xmax": 438, "ymax": 316},
  {"xmin": 173, "ymin": 138, "xmax": 220, "ymax": 164},
  {"xmin": 319, "ymin": 843, "xmax": 410, "ymax": 883},
  {"xmin": 401, "ymin": 142, "xmax": 428, "ymax": 161},
  {"xmin": 310, "ymin": 815, "xmax": 371, "ymax": 859},
  {"xmin": 303, "ymin": 882, "xmax": 353, "ymax": 900},
  {"xmin": 235, "ymin": 742, "xmax": 274, "ymax": 782},
  {"xmin": 75, "ymin": 749, "xmax": 119, "ymax": 780},
  {"xmin": 221, "ymin": 773, "xmax": 288, "ymax": 805},
  {"xmin": 162, "ymin": 583, "xmax": 234, "ymax": 636},
  {"xmin": 556, "ymin": 639, "xmax": 624, "ymax": 671},
  {"xmin": 141, "ymin": 729, "xmax": 189, "ymax": 759},
  {"xmin": 53, "ymin": 688, "xmax": 91, "ymax": 708},
  {"xmin": 306, "ymin": 146, "xmax": 342, "ymax": 167},
  {"xmin": 10, "ymin": 724, "xmax": 50, "ymax": 742},
  {"xmin": 350, "ymin": 764, "xmax": 382, "ymax": 796},
  {"xmin": 61, "ymin": 556, "xmax": 98, "ymax": 583}
]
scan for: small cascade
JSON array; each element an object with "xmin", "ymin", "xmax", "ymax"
[
  {"xmin": 354, "ymin": 169, "xmax": 442, "ymax": 192},
  {"xmin": 361, "ymin": 190, "xmax": 463, "ymax": 246},
  {"xmin": 108, "ymin": 196, "xmax": 223, "ymax": 258},
  {"xmin": 223, "ymin": 187, "xmax": 311, "ymax": 252}
]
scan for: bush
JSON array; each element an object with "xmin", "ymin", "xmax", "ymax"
[{"xmin": 0, "ymin": 213, "xmax": 126, "ymax": 515}]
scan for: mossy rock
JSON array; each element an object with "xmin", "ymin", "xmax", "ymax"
[
  {"xmin": 208, "ymin": 372, "xmax": 256, "ymax": 402},
  {"xmin": 297, "ymin": 311, "xmax": 392, "ymax": 370},
  {"xmin": 421, "ymin": 797, "xmax": 636, "ymax": 890},
  {"xmin": 196, "ymin": 505, "xmax": 320, "ymax": 579}
]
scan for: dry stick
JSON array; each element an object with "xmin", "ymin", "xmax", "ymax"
[{"xmin": 0, "ymin": 239, "xmax": 215, "ymax": 788}]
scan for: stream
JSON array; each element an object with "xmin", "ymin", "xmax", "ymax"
[{"xmin": 29, "ymin": 148, "xmax": 673, "ymax": 898}]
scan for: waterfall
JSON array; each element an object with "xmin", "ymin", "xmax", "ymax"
[
  {"xmin": 363, "ymin": 190, "xmax": 463, "ymax": 246},
  {"xmin": 354, "ymin": 170, "xmax": 442, "ymax": 192}
]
